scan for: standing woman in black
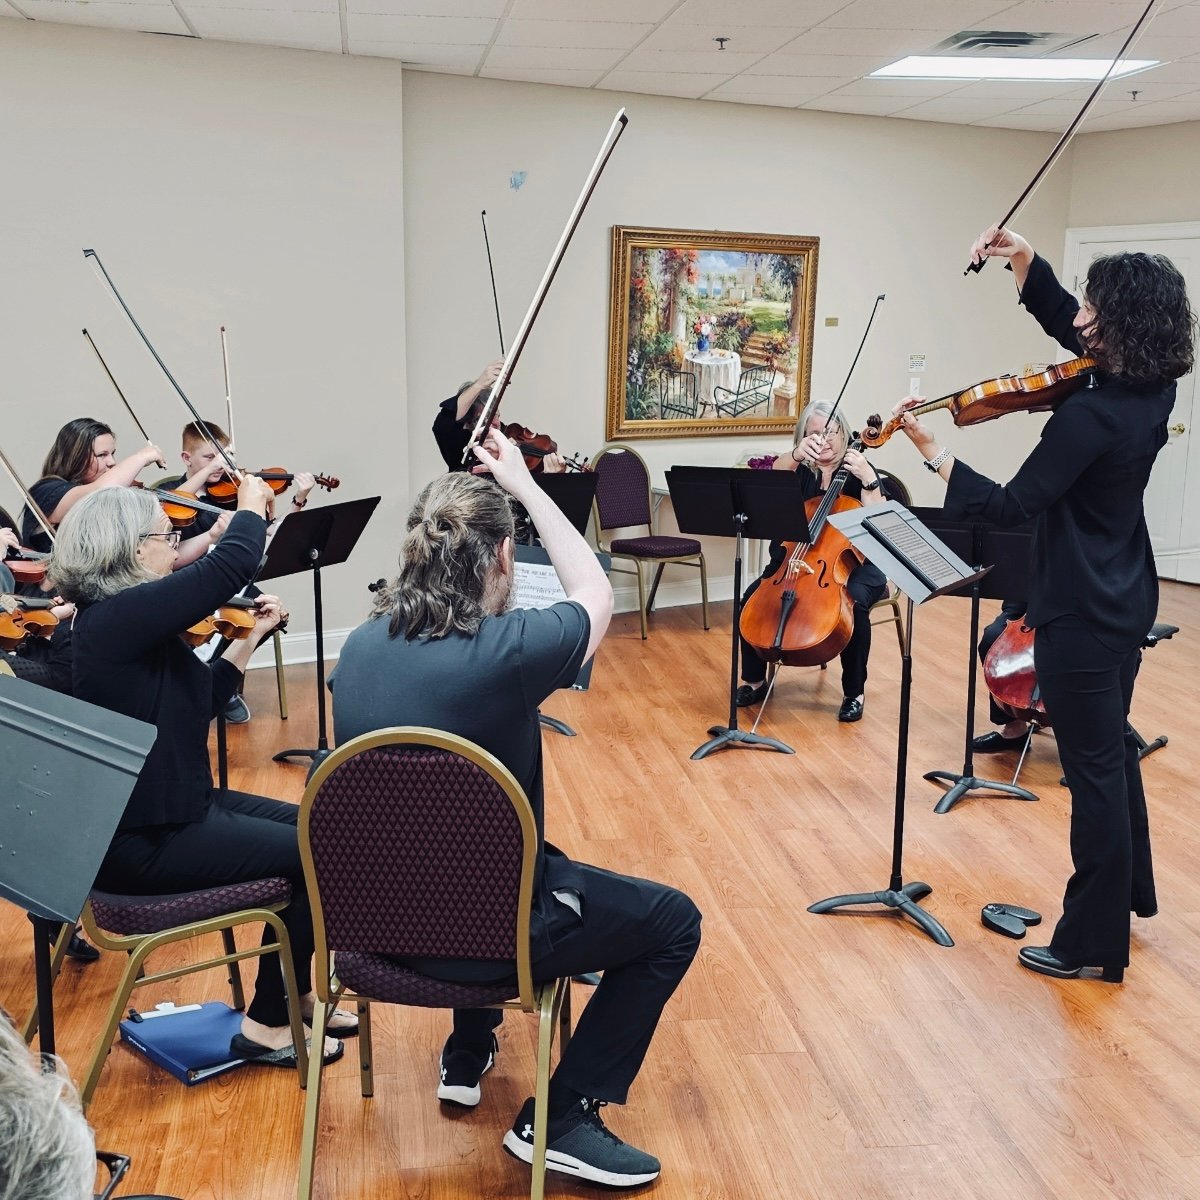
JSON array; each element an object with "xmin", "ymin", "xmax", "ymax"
[
  {"xmin": 894, "ymin": 225, "xmax": 1195, "ymax": 983},
  {"xmin": 48, "ymin": 479, "xmax": 353, "ymax": 1061}
]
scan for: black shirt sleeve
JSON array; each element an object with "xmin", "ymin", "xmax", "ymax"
[
  {"xmin": 1018, "ymin": 254, "xmax": 1085, "ymax": 357},
  {"xmin": 433, "ymin": 396, "xmax": 471, "ymax": 471},
  {"xmin": 22, "ymin": 478, "xmax": 74, "ymax": 552}
]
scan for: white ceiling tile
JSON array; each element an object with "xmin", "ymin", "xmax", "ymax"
[
  {"xmin": 804, "ymin": 94, "xmax": 918, "ymax": 115},
  {"xmin": 496, "ymin": 19, "xmax": 652, "ymax": 49},
  {"xmin": 673, "ymin": 0, "xmax": 845, "ymax": 26},
  {"xmin": 1116, "ymin": 57, "xmax": 1200, "ymax": 83},
  {"xmin": 509, "ymin": 0, "xmax": 678, "ymax": 21},
  {"xmin": 819, "ymin": 0, "xmax": 1019, "ymax": 31},
  {"xmin": 342, "ymin": 0, "xmax": 505, "ymax": 13},
  {"xmin": 946, "ymin": 80, "xmax": 1082, "ymax": 101},
  {"xmin": 976, "ymin": 2, "xmax": 1158, "ymax": 34},
  {"xmin": 596, "ymin": 70, "xmax": 730, "ymax": 98},
  {"xmin": 341, "ymin": 11, "xmax": 496, "ymax": 41},
  {"xmin": 971, "ymin": 114, "xmax": 1070, "ymax": 130},
  {"xmin": 777, "ymin": 27, "xmax": 960, "ymax": 58},
  {"xmin": 1079, "ymin": 100, "xmax": 1200, "ymax": 128},
  {"xmin": 706, "ymin": 73, "xmax": 827, "ymax": 100},
  {"xmin": 179, "ymin": 0, "xmax": 336, "ymax": 9},
  {"xmin": 478, "ymin": 65, "xmax": 605, "ymax": 86},
  {"xmin": 1138, "ymin": 3, "xmax": 1200, "ymax": 36},
  {"xmin": 638, "ymin": 21, "xmax": 806, "ymax": 54},
  {"xmin": 189, "ymin": 8, "xmax": 341, "ymax": 49},
  {"xmin": 346, "ymin": 39, "xmax": 482, "ymax": 67},
  {"xmin": 484, "ymin": 45, "xmax": 625, "ymax": 70},
  {"xmin": 708, "ymin": 93, "xmax": 795, "ymax": 107},
  {"xmin": 1002, "ymin": 96, "xmax": 1144, "ymax": 118},
  {"xmin": 827, "ymin": 78, "xmax": 968, "ymax": 99},
  {"xmin": 890, "ymin": 96, "xmax": 1020, "ymax": 118},
  {"xmin": 16, "ymin": 0, "xmax": 190, "ymax": 34},
  {"xmin": 619, "ymin": 47, "xmax": 764, "ymax": 72},
  {"xmin": 746, "ymin": 51, "xmax": 890, "ymax": 77}
]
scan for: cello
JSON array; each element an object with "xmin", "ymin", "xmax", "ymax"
[{"xmin": 738, "ymin": 438, "xmax": 865, "ymax": 667}]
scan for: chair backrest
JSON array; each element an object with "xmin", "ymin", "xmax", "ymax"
[
  {"xmin": 875, "ymin": 468, "xmax": 911, "ymax": 505},
  {"xmin": 737, "ymin": 365, "xmax": 774, "ymax": 397},
  {"xmin": 658, "ymin": 368, "xmax": 697, "ymax": 419},
  {"xmin": 300, "ymin": 728, "xmax": 540, "ymax": 997},
  {"xmin": 590, "ymin": 445, "xmax": 653, "ymax": 534}
]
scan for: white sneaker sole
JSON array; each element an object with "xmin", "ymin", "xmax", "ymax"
[
  {"xmin": 502, "ymin": 1130, "xmax": 660, "ymax": 1187},
  {"xmin": 436, "ymin": 1052, "xmax": 493, "ymax": 1108}
]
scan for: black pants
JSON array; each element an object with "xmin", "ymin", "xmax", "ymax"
[
  {"xmin": 453, "ymin": 864, "xmax": 701, "ymax": 1105},
  {"xmin": 97, "ymin": 790, "xmax": 312, "ymax": 1027},
  {"xmin": 1035, "ymin": 617, "xmax": 1154, "ymax": 969},
  {"xmin": 740, "ymin": 562, "xmax": 886, "ymax": 698},
  {"xmin": 979, "ymin": 599, "xmax": 1027, "ymax": 727}
]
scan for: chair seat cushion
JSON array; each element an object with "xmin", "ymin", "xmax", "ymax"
[
  {"xmin": 335, "ymin": 951, "xmax": 518, "ymax": 1009},
  {"xmin": 89, "ymin": 878, "xmax": 293, "ymax": 936},
  {"xmin": 610, "ymin": 535, "xmax": 701, "ymax": 558}
]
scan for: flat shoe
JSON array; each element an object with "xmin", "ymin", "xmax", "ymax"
[
  {"xmin": 837, "ymin": 697, "xmax": 863, "ymax": 723},
  {"xmin": 230, "ymin": 1032, "xmax": 344, "ymax": 1066},
  {"xmin": 1018, "ymin": 945, "xmax": 1124, "ymax": 984},
  {"xmin": 972, "ymin": 730, "xmax": 1029, "ymax": 753},
  {"xmin": 305, "ymin": 1008, "xmax": 359, "ymax": 1039},
  {"xmin": 735, "ymin": 683, "xmax": 768, "ymax": 708}
]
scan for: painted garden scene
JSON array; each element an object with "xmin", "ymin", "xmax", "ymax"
[{"xmin": 607, "ymin": 226, "xmax": 818, "ymax": 440}]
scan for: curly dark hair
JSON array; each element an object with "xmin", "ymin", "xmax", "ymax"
[{"xmin": 1080, "ymin": 252, "xmax": 1196, "ymax": 385}]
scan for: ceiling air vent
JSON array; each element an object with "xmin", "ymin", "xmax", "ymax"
[{"xmin": 931, "ymin": 30, "xmax": 1098, "ymax": 56}]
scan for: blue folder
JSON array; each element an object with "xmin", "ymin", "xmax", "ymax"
[{"xmin": 118, "ymin": 1001, "xmax": 248, "ymax": 1086}]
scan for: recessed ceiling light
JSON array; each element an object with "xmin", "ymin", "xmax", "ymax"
[{"xmin": 870, "ymin": 56, "xmax": 1158, "ymax": 82}]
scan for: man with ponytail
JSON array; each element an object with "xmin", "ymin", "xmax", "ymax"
[{"xmin": 332, "ymin": 429, "xmax": 700, "ymax": 1188}]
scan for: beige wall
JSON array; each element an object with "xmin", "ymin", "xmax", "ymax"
[
  {"xmin": 0, "ymin": 20, "xmax": 407, "ymax": 654},
  {"xmin": 402, "ymin": 71, "xmax": 1074, "ymax": 605},
  {"xmin": 1068, "ymin": 120, "xmax": 1200, "ymax": 229}
]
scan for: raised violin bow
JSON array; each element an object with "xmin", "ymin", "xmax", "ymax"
[
  {"xmin": 82, "ymin": 328, "xmax": 153, "ymax": 443},
  {"xmin": 463, "ymin": 108, "xmax": 629, "ymax": 466},
  {"xmin": 824, "ymin": 292, "xmax": 885, "ymax": 438},
  {"xmin": 481, "ymin": 210, "xmax": 506, "ymax": 356},
  {"xmin": 0, "ymin": 444, "xmax": 57, "ymax": 548},
  {"xmin": 83, "ymin": 249, "xmax": 242, "ymax": 484},
  {"xmin": 966, "ymin": 0, "xmax": 1159, "ymax": 275},
  {"xmin": 221, "ymin": 325, "xmax": 238, "ymax": 450}
]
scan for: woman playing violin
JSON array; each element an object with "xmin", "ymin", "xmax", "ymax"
[
  {"xmin": 737, "ymin": 400, "xmax": 887, "ymax": 723},
  {"xmin": 893, "ymin": 225, "xmax": 1196, "ymax": 985},
  {"xmin": 48, "ymin": 480, "xmax": 356, "ymax": 1063}
]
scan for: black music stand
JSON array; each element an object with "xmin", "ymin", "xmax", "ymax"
[
  {"xmin": 0, "ymin": 674, "xmax": 155, "ymax": 1059},
  {"xmin": 908, "ymin": 509, "xmax": 1038, "ymax": 814},
  {"xmin": 666, "ymin": 466, "xmax": 807, "ymax": 760},
  {"xmin": 531, "ymin": 472, "xmax": 598, "ymax": 539},
  {"xmin": 807, "ymin": 501, "xmax": 989, "ymax": 947},
  {"xmin": 266, "ymin": 497, "xmax": 380, "ymax": 775}
]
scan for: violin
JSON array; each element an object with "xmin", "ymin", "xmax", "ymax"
[
  {"xmin": 181, "ymin": 595, "xmax": 260, "ymax": 649},
  {"xmin": 499, "ymin": 423, "xmax": 591, "ymax": 473},
  {"xmin": 206, "ymin": 470, "xmax": 340, "ymax": 505},
  {"xmin": 738, "ymin": 443, "xmax": 865, "ymax": 667},
  {"xmin": 3, "ymin": 546, "xmax": 50, "ymax": 586},
  {"xmin": 983, "ymin": 619, "xmax": 1049, "ymax": 726},
  {"xmin": 0, "ymin": 595, "xmax": 59, "ymax": 653},
  {"xmin": 860, "ymin": 356, "xmax": 1097, "ymax": 449}
]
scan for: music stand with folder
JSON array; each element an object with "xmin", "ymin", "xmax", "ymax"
[
  {"xmin": 908, "ymin": 510, "xmax": 1038, "ymax": 814},
  {"xmin": 531, "ymin": 471, "xmax": 598, "ymax": 539},
  {"xmin": 264, "ymin": 496, "xmax": 381, "ymax": 774},
  {"xmin": 665, "ymin": 466, "xmax": 808, "ymax": 760},
  {"xmin": 807, "ymin": 501, "xmax": 990, "ymax": 947},
  {"xmin": 0, "ymin": 674, "xmax": 155, "ymax": 1059}
]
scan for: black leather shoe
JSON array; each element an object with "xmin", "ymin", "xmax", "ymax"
[
  {"xmin": 735, "ymin": 683, "xmax": 768, "ymax": 708},
  {"xmin": 1018, "ymin": 945, "xmax": 1123, "ymax": 983},
  {"xmin": 837, "ymin": 696, "xmax": 864, "ymax": 723},
  {"xmin": 972, "ymin": 730, "xmax": 1029, "ymax": 753},
  {"xmin": 27, "ymin": 915, "xmax": 99, "ymax": 964}
]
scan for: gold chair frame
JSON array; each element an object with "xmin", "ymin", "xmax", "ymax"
[
  {"xmin": 296, "ymin": 728, "xmax": 572, "ymax": 1200},
  {"xmin": 590, "ymin": 444, "xmax": 710, "ymax": 640},
  {"xmin": 22, "ymin": 894, "xmax": 308, "ymax": 1111}
]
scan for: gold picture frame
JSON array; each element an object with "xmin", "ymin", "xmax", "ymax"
[{"xmin": 606, "ymin": 225, "xmax": 819, "ymax": 441}]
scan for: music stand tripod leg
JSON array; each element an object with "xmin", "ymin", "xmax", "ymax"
[
  {"xmin": 272, "ymin": 562, "xmax": 332, "ymax": 776},
  {"xmin": 539, "ymin": 714, "xmax": 577, "ymax": 737}
]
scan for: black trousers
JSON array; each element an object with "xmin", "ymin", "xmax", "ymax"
[
  {"xmin": 453, "ymin": 864, "xmax": 701, "ymax": 1105},
  {"xmin": 740, "ymin": 562, "xmax": 886, "ymax": 698},
  {"xmin": 1035, "ymin": 617, "xmax": 1154, "ymax": 969},
  {"xmin": 97, "ymin": 790, "xmax": 312, "ymax": 1027},
  {"xmin": 978, "ymin": 599, "xmax": 1028, "ymax": 726}
]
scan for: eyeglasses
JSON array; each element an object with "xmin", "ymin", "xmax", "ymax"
[{"xmin": 140, "ymin": 530, "xmax": 182, "ymax": 548}]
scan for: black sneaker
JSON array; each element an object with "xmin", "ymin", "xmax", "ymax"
[
  {"xmin": 223, "ymin": 695, "xmax": 251, "ymax": 724},
  {"xmin": 437, "ymin": 1034, "xmax": 496, "ymax": 1107},
  {"xmin": 502, "ymin": 1096, "xmax": 661, "ymax": 1187}
]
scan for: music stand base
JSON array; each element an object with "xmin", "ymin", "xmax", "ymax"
[
  {"xmin": 808, "ymin": 881, "xmax": 954, "ymax": 947},
  {"xmin": 691, "ymin": 725, "xmax": 794, "ymax": 760},
  {"xmin": 924, "ymin": 769, "xmax": 1038, "ymax": 814},
  {"xmin": 539, "ymin": 714, "xmax": 576, "ymax": 737},
  {"xmin": 272, "ymin": 746, "xmax": 332, "ymax": 780}
]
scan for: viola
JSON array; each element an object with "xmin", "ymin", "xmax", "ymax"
[
  {"xmin": 0, "ymin": 595, "xmax": 59, "ymax": 652},
  {"xmin": 738, "ymin": 447, "xmax": 865, "ymax": 667},
  {"xmin": 983, "ymin": 618, "xmax": 1049, "ymax": 726},
  {"xmin": 181, "ymin": 595, "xmax": 259, "ymax": 649},
  {"xmin": 206, "ymin": 470, "xmax": 340, "ymax": 505},
  {"xmin": 860, "ymin": 356, "xmax": 1097, "ymax": 449}
]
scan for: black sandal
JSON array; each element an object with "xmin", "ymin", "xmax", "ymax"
[{"xmin": 230, "ymin": 1033, "xmax": 344, "ymax": 1066}]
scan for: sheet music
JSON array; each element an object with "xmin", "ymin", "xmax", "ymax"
[{"xmin": 862, "ymin": 510, "xmax": 962, "ymax": 591}]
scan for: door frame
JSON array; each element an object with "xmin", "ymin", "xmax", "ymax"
[{"xmin": 1064, "ymin": 221, "xmax": 1200, "ymax": 289}]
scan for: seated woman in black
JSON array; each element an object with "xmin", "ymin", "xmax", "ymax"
[
  {"xmin": 48, "ymin": 480, "xmax": 354, "ymax": 1062},
  {"xmin": 737, "ymin": 399, "xmax": 888, "ymax": 723}
]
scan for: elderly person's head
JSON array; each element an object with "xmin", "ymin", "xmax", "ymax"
[
  {"xmin": 49, "ymin": 488, "xmax": 180, "ymax": 604},
  {"xmin": 0, "ymin": 1014, "xmax": 94, "ymax": 1200}
]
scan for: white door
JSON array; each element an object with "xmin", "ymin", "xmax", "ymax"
[{"xmin": 1065, "ymin": 225, "xmax": 1200, "ymax": 583}]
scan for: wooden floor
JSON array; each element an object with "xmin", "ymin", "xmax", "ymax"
[{"xmin": 5, "ymin": 583, "xmax": 1200, "ymax": 1199}]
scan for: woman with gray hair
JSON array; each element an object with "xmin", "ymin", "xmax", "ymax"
[
  {"xmin": 0, "ymin": 1013, "xmax": 94, "ymax": 1200},
  {"xmin": 736, "ymin": 399, "xmax": 888, "ymax": 722},
  {"xmin": 49, "ymin": 480, "xmax": 352, "ymax": 1066}
]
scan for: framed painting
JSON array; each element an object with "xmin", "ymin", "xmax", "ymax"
[{"xmin": 606, "ymin": 225, "xmax": 819, "ymax": 441}]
